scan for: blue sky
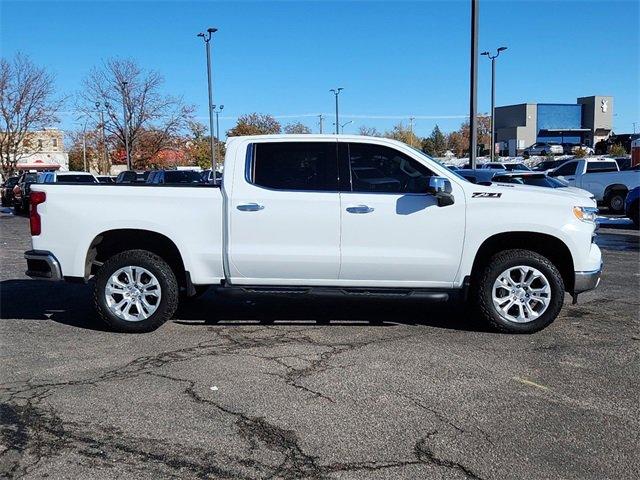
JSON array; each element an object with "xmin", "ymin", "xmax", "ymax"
[{"xmin": 1, "ymin": 0, "xmax": 638, "ymax": 138}]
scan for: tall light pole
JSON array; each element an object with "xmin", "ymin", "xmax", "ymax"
[
  {"xmin": 82, "ymin": 119, "xmax": 88, "ymax": 172},
  {"xmin": 318, "ymin": 114, "xmax": 324, "ymax": 134},
  {"xmin": 121, "ymin": 81, "xmax": 131, "ymax": 170},
  {"xmin": 330, "ymin": 88, "xmax": 343, "ymax": 134},
  {"xmin": 198, "ymin": 27, "xmax": 218, "ymax": 173},
  {"xmin": 213, "ymin": 104, "xmax": 224, "ymax": 142},
  {"xmin": 481, "ymin": 46, "xmax": 507, "ymax": 161},
  {"xmin": 335, "ymin": 120, "xmax": 352, "ymax": 134},
  {"xmin": 469, "ymin": 0, "xmax": 479, "ymax": 168},
  {"xmin": 95, "ymin": 102, "xmax": 108, "ymax": 172}
]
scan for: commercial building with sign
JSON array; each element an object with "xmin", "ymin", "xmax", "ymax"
[{"xmin": 495, "ymin": 95, "xmax": 613, "ymax": 156}]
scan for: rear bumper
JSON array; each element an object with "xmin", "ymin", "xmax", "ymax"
[
  {"xmin": 24, "ymin": 250, "xmax": 63, "ymax": 281},
  {"xmin": 573, "ymin": 262, "xmax": 603, "ymax": 294}
]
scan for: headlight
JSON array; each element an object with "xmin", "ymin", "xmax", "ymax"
[{"xmin": 573, "ymin": 206, "xmax": 598, "ymax": 223}]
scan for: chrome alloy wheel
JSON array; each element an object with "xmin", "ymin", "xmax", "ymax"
[
  {"xmin": 105, "ymin": 266, "xmax": 161, "ymax": 322},
  {"xmin": 492, "ymin": 265, "xmax": 551, "ymax": 323}
]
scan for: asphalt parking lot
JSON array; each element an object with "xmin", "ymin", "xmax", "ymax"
[{"xmin": 1, "ymin": 209, "xmax": 638, "ymax": 480}]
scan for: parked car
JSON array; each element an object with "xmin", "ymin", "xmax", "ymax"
[
  {"xmin": 625, "ymin": 186, "xmax": 639, "ymax": 228},
  {"xmin": 25, "ymin": 135, "xmax": 602, "ymax": 334},
  {"xmin": 146, "ymin": 170, "xmax": 203, "ymax": 185},
  {"xmin": 12, "ymin": 171, "xmax": 39, "ymax": 213},
  {"xmin": 532, "ymin": 159, "xmax": 567, "ymax": 172},
  {"xmin": 522, "ymin": 142, "xmax": 564, "ymax": 158},
  {"xmin": 594, "ymin": 133, "xmax": 640, "ymax": 155},
  {"xmin": 1, "ymin": 176, "xmax": 19, "ymax": 207},
  {"xmin": 479, "ymin": 162, "xmax": 531, "ymax": 171},
  {"xmin": 116, "ymin": 170, "xmax": 150, "ymax": 183},
  {"xmin": 39, "ymin": 171, "xmax": 98, "ymax": 183},
  {"xmin": 549, "ymin": 158, "xmax": 640, "ymax": 212},
  {"xmin": 96, "ymin": 175, "xmax": 116, "ymax": 184}
]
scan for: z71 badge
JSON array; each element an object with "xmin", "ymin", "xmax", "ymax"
[{"xmin": 472, "ymin": 192, "xmax": 502, "ymax": 198}]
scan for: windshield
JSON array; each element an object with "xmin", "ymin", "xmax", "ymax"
[
  {"xmin": 5, "ymin": 177, "xmax": 18, "ymax": 187},
  {"xmin": 503, "ymin": 163, "xmax": 531, "ymax": 171}
]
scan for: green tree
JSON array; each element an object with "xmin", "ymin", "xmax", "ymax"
[
  {"xmin": 422, "ymin": 125, "xmax": 447, "ymax": 157},
  {"xmin": 227, "ymin": 113, "xmax": 281, "ymax": 136},
  {"xmin": 185, "ymin": 121, "xmax": 225, "ymax": 170},
  {"xmin": 284, "ymin": 122, "xmax": 311, "ymax": 134}
]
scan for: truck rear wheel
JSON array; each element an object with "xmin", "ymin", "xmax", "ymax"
[
  {"xmin": 606, "ymin": 191, "xmax": 626, "ymax": 214},
  {"xmin": 94, "ymin": 249, "xmax": 178, "ymax": 333},
  {"xmin": 474, "ymin": 249, "xmax": 565, "ymax": 333}
]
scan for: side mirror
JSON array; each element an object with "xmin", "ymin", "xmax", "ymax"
[{"xmin": 427, "ymin": 176, "xmax": 455, "ymax": 207}]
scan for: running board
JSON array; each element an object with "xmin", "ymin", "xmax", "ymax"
[{"xmin": 214, "ymin": 285, "xmax": 454, "ymax": 302}]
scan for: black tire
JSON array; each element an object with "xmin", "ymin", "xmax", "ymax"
[
  {"xmin": 14, "ymin": 202, "xmax": 23, "ymax": 214},
  {"xmin": 94, "ymin": 249, "xmax": 179, "ymax": 333},
  {"xmin": 474, "ymin": 249, "xmax": 565, "ymax": 334},
  {"xmin": 523, "ymin": 151, "xmax": 530, "ymax": 159},
  {"xmin": 606, "ymin": 191, "xmax": 626, "ymax": 214}
]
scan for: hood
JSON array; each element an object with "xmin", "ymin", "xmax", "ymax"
[{"xmin": 475, "ymin": 182, "xmax": 597, "ymax": 205}]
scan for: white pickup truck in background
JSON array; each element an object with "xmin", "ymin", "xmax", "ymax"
[
  {"xmin": 25, "ymin": 135, "xmax": 602, "ymax": 334},
  {"xmin": 549, "ymin": 158, "xmax": 640, "ymax": 213}
]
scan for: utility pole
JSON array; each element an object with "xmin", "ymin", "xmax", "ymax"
[
  {"xmin": 198, "ymin": 27, "xmax": 218, "ymax": 174},
  {"xmin": 330, "ymin": 88, "xmax": 343, "ymax": 134},
  {"xmin": 469, "ymin": 0, "xmax": 479, "ymax": 168},
  {"xmin": 318, "ymin": 114, "xmax": 324, "ymax": 134},
  {"xmin": 481, "ymin": 47, "xmax": 507, "ymax": 161},
  {"xmin": 633, "ymin": 122, "xmax": 637, "ymax": 134},
  {"xmin": 409, "ymin": 116, "xmax": 415, "ymax": 146},
  {"xmin": 121, "ymin": 81, "xmax": 131, "ymax": 170}
]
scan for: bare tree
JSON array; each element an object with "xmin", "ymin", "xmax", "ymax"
[
  {"xmin": 0, "ymin": 54, "xmax": 63, "ymax": 177},
  {"xmin": 79, "ymin": 58, "xmax": 193, "ymax": 170}
]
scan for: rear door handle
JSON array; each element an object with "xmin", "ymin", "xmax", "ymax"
[
  {"xmin": 346, "ymin": 205, "xmax": 374, "ymax": 214},
  {"xmin": 237, "ymin": 203, "xmax": 264, "ymax": 212}
]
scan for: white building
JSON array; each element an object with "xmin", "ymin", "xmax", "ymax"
[{"xmin": 15, "ymin": 128, "xmax": 69, "ymax": 172}]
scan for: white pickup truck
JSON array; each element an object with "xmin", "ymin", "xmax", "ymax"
[
  {"xmin": 25, "ymin": 135, "xmax": 602, "ymax": 334},
  {"xmin": 549, "ymin": 158, "xmax": 640, "ymax": 213}
]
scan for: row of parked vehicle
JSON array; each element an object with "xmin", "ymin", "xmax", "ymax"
[{"xmin": 1, "ymin": 168, "xmax": 218, "ymax": 213}]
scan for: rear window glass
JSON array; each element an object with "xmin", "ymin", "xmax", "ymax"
[
  {"xmin": 163, "ymin": 171, "xmax": 202, "ymax": 183},
  {"xmin": 586, "ymin": 162, "xmax": 618, "ymax": 173},
  {"xmin": 56, "ymin": 175, "xmax": 96, "ymax": 183}
]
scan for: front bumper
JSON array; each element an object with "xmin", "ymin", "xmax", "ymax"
[
  {"xmin": 573, "ymin": 262, "xmax": 603, "ymax": 294},
  {"xmin": 24, "ymin": 250, "xmax": 63, "ymax": 281}
]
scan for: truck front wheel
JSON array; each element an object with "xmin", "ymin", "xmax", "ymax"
[
  {"xmin": 94, "ymin": 249, "xmax": 179, "ymax": 333},
  {"xmin": 474, "ymin": 249, "xmax": 565, "ymax": 333}
]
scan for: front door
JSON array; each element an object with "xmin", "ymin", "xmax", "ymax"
[
  {"xmin": 229, "ymin": 140, "xmax": 341, "ymax": 284},
  {"xmin": 338, "ymin": 141, "xmax": 465, "ymax": 288}
]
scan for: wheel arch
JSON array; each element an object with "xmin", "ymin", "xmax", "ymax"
[
  {"xmin": 470, "ymin": 231, "xmax": 575, "ymax": 292},
  {"xmin": 85, "ymin": 229, "xmax": 188, "ymax": 288}
]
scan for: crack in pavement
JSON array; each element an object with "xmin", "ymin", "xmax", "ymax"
[{"xmin": 2, "ymin": 327, "xmax": 441, "ymax": 479}]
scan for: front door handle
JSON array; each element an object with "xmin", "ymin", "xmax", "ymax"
[
  {"xmin": 237, "ymin": 203, "xmax": 264, "ymax": 212},
  {"xmin": 346, "ymin": 205, "xmax": 374, "ymax": 214}
]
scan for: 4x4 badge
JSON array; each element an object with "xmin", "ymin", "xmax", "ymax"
[{"xmin": 472, "ymin": 192, "xmax": 502, "ymax": 198}]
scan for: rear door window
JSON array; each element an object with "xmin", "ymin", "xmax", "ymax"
[{"xmin": 251, "ymin": 142, "xmax": 338, "ymax": 191}]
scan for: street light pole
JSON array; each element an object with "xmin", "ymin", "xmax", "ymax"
[
  {"xmin": 318, "ymin": 114, "xmax": 324, "ymax": 134},
  {"xmin": 95, "ymin": 102, "xmax": 108, "ymax": 172},
  {"xmin": 213, "ymin": 104, "xmax": 224, "ymax": 142},
  {"xmin": 469, "ymin": 0, "xmax": 479, "ymax": 168},
  {"xmin": 481, "ymin": 47, "xmax": 507, "ymax": 161},
  {"xmin": 198, "ymin": 27, "xmax": 218, "ymax": 174},
  {"xmin": 409, "ymin": 116, "xmax": 415, "ymax": 146},
  {"xmin": 340, "ymin": 120, "xmax": 353, "ymax": 134},
  {"xmin": 330, "ymin": 88, "xmax": 343, "ymax": 134},
  {"xmin": 121, "ymin": 81, "xmax": 131, "ymax": 170},
  {"xmin": 82, "ymin": 119, "xmax": 88, "ymax": 172}
]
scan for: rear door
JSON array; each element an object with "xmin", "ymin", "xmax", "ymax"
[
  {"xmin": 228, "ymin": 140, "xmax": 341, "ymax": 284},
  {"xmin": 338, "ymin": 141, "xmax": 465, "ymax": 287}
]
